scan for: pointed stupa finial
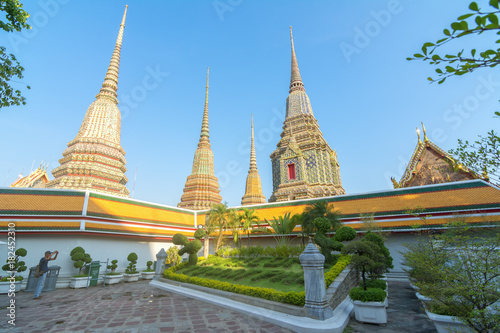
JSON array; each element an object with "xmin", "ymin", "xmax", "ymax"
[
  {"xmin": 416, "ymin": 127, "xmax": 422, "ymax": 144},
  {"xmin": 96, "ymin": 5, "xmax": 128, "ymax": 104},
  {"xmin": 250, "ymin": 114, "xmax": 257, "ymax": 170},
  {"xmin": 289, "ymin": 26, "xmax": 305, "ymax": 94},
  {"xmin": 199, "ymin": 67, "xmax": 210, "ymax": 145},
  {"xmin": 421, "ymin": 122, "xmax": 428, "ymax": 142}
]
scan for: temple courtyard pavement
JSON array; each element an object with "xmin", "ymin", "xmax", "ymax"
[{"xmin": 0, "ymin": 279, "xmax": 438, "ymax": 333}]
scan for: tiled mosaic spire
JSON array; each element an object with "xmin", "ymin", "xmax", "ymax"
[
  {"xmin": 269, "ymin": 27, "xmax": 344, "ymax": 202},
  {"xmin": 289, "ymin": 26, "xmax": 305, "ymax": 94},
  {"xmin": 241, "ymin": 115, "xmax": 266, "ymax": 205},
  {"xmin": 46, "ymin": 6, "xmax": 130, "ymax": 197},
  {"xmin": 178, "ymin": 68, "xmax": 222, "ymax": 210}
]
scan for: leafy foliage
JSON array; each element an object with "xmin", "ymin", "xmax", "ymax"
[
  {"xmin": 301, "ymin": 201, "xmax": 341, "ymax": 237},
  {"xmin": 342, "ymin": 239, "xmax": 388, "ymax": 292},
  {"xmin": 362, "ymin": 232, "xmax": 394, "ymax": 271},
  {"xmin": 403, "ymin": 221, "xmax": 500, "ymax": 332},
  {"xmin": 207, "ymin": 202, "xmax": 238, "ymax": 252},
  {"xmin": 70, "ymin": 246, "xmax": 92, "ymax": 276},
  {"xmin": 166, "ymin": 246, "xmax": 182, "ymax": 266},
  {"xmin": 334, "ymin": 226, "xmax": 357, "ymax": 242},
  {"xmin": 173, "ymin": 233, "xmax": 202, "ymax": 265},
  {"xmin": 408, "ymin": 1, "xmax": 500, "ymax": 84},
  {"xmin": 349, "ymin": 287, "xmax": 387, "ymax": 303},
  {"xmin": 265, "ymin": 212, "xmax": 298, "ymax": 246},
  {"xmin": 1, "ymin": 247, "xmax": 27, "ymax": 275},
  {"xmin": 238, "ymin": 208, "xmax": 260, "ymax": 247},
  {"xmin": 0, "ymin": 0, "xmax": 31, "ymax": 108},
  {"xmin": 107, "ymin": 259, "xmax": 118, "ymax": 273},
  {"xmin": 313, "ymin": 217, "xmax": 344, "ymax": 264},
  {"xmin": 125, "ymin": 252, "xmax": 138, "ymax": 274},
  {"xmin": 449, "ymin": 130, "xmax": 500, "ymax": 185}
]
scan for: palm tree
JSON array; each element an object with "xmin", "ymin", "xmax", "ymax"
[
  {"xmin": 301, "ymin": 200, "xmax": 341, "ymax": 245},
  {"xmin": 265, "ymin": 212, "xmax": 298, "ymax": 246},
  {"xmin": 238, "ymin": 208, "xmax": 260, "ymax": 247},
  {"xmin": 207, "ymin": 202, "xmax": 237, "ymax": 253}
]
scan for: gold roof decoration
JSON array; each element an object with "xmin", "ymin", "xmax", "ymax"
[
  {"xmin": 11, "ymin": 163, "xmax": 50, "ymax": 188},
  {"xmin": 394, "ymin": 123, "xmax": 488, "ymax": 188}
]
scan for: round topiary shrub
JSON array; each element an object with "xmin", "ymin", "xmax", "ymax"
[
  {"xmin": 334, "ymin": 226, "xmax": 357, "ymax": 242},
  {"xmin": 70, "ymin": 246, "xmax": 92, "ymax": 276},
  {"xmin": 125, "ymin": 252, "xmax": 138, "ymax": 274}
]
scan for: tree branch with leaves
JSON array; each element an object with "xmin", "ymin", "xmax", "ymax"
[
  {"xmin": 408, "ymin": 1, "xmax": 500, "ymax": 84},
  {"xmin": 1, "ymin": 0, "xmax": 31, "ymax": 108}
]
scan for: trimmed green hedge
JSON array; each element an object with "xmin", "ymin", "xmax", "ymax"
[
  {"xmin": 164, "ymin": 255, "xmax": 351, "ymax": 306},
  {"xmin": 349, "ymin": 287, "xmax": 386, "ymax": 302},
  {"xmin": 325, "ymin": 255, "xmax": 351, "ymax": 287}
]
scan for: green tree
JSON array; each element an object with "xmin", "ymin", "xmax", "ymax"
[
  {"xmin": 207, "ymin": 202, "xmax": 237, "ymax": 253},
  {"xmin": 70, "ymin": 246, "xmax": 92, "ymax": 276},
  {"xmin": 449, "ymin": 130, "xmax": 499, "ymax": 185},
  {"xmin": 1, "ymin": 0, "xmax": 31, "ymax": 108},
  {"xmin": 265, "ymin": 212, "xmax": 298, "ymax": 246},
  {"xmin": 238, "ymin": 208, "xmax": 260, "ymax": 247},
  {"xmin": 402, "ymin": 222, "xmax": 500, "ymax": 332},
  {"xmin": 342, "ymin": 240, "xmax": 386, "ymax": 291},
  {"xmin": 301, "ymin": 200, "xmax": 341, "ymax": 245}
]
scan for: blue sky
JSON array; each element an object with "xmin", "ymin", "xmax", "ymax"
[{"xmin": 0, "ymin": 0, "xmax": 497, "ymax": 207}]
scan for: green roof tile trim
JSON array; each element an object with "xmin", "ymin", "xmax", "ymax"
[
  {"xmin": 88, "ymin": 192, "xmax": 195, "ymax": 215},
  {"xmin": 0, "ymin": 188, "xmax": 86, "ymax": 196},
  {"xmin": 339, "ymin": 203, "xmax": 500, "ymax": 219},
  {"xmin": 0, "ymin": 226, "xmax": 80, "ymax": 231},
  {"xmin": 84, "ymin": 226, "xmax": 176, "ymax": 237},
  {"xmin": 230, "ymin": 180, "xmax": 496, "ymax": 211},
  {"xmin": 0, "ymin": 210, "xmax": 82, "ymax": 216},
  {"xmin": 86, "ymin": 212, "xmax": 195, "ymax": 227}
]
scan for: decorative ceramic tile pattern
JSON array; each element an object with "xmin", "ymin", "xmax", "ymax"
[
  {"xmin": 178, "ymin": 69, "xmax": 222, "ymax": 210},
  {"xmin": 269, "ymin": 28, "xmax": 345, "ymax": 202},
  {"xmin": 45, "ymin": 7, "xmax": 130, "ymax": 197}
]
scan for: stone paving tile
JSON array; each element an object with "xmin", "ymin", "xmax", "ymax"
[
  {"xmin": 0, "ymin": 280, "xmax": 292, "ymax": 333},
  {"xmin": 0, "ymin": 279, "xmax": 439, "ymax": 332},
  {"xmin": 345, "ymin": 281, "xmax": 438, "ymax": 333}
]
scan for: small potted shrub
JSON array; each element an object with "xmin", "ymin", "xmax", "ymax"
[
  {"xmin": 105, "ymin": 259, "xmax": 123, "ymax": 285},
  {"xmin": 342, "ymin": 239, "xmax": 389, "ymax": 324},
  {"xmin": 70, "ymin": 246, "xmax": 92, "ymax": 288},
  {"xmin": 0, "ymin": 248, "xmax": 27, "ymax": 293},
  {"xmin": 123, "ymin": 252, "xmax": 140, "ymax": 282},
  {"xmin": 141, "ymin": 260, "xmax": 155, "ymax": 280}
]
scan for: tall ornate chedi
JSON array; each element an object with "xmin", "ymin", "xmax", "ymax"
[
  {"xmin": 46, "ymin": 6, "xmax": 130, "ymax": 197},
  {"xmin": 269, "ymin": 27, "xmax": 345, "ymax": 202},
  {"xmin": 178, "ymin": 68, "xmax": 222, "ymax": 210},
  {"xmin": 241, "ymin": 115, "xmax": 266, "ymax": 205}
]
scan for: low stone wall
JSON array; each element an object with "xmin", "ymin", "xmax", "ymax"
[
  {"xmin": 159, "ymin": 264, "xmax": 358, "ymax": 317},
  {"xmin": 159, "ymin": 277, "xmax": 307, "ymax": 316},
  {"xmin": 326, "ymin": 266, "xmax": 358, "ymax": 310}
]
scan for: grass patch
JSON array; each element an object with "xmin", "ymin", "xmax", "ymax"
[{"xmin": 176, "ymin": 256, "xmax": 305, "ymax": 293}]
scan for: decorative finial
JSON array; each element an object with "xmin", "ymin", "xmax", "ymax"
[
  {"xmin": 96, "ymin": 5, "xmax": 128, "ymax": 104},
  {"xmin": 289, "ymin": 26, "xmax": 305, "ymax": 94},
  {"xmin": 416, "ymin": 127, "xmax": 422, "ymax": 144},
  {"xmin": 250, "ymin": 114, "xmax": 257, "ymax": 170},
  {"xmin": 199, "ymin": 67, "xmax": 210, "ymax": 145},
  {"xmin": 421, "ymin": 122, "xmax": 428, "ymax": 142}
]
